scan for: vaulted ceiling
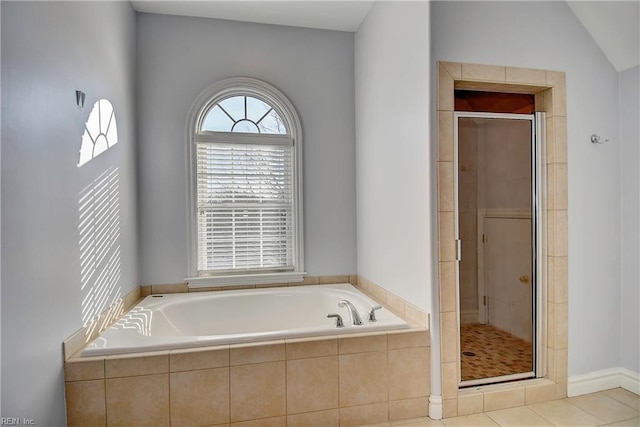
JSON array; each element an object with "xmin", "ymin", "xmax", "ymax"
[{"xmin": 130, "ymin": 0, "xmax": 639, "ymax": 72}]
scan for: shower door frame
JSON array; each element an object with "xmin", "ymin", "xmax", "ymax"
[{"xmin": 453, "ymin": 111, "xmax": 546, "ymax": 388}]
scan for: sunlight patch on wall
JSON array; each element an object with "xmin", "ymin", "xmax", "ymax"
[
  {"xmin": 78, "ymin": 166, "xmax": 123, "ymax": 337},
  {"xmin": 78, "ymin": 99, "xmax": 118, "ymax": 167}
]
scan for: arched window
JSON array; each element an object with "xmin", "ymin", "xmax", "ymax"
[{"xmin": 186, "ymin": 78, "xmax": 304, "ymax": 287}]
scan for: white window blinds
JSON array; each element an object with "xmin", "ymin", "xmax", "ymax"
[{"xmin": 196, "ymin": 139, "xmax": 295, "ymax": 274}]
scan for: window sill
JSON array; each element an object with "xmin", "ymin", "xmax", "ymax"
[{"xmin": 186, "ymin": 272, "xmax": 307, "ymax": 289}]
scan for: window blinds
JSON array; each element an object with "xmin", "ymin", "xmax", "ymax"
[{"xmin": 196, "ymin": 141, "xmax": 295, "ymax": 274}]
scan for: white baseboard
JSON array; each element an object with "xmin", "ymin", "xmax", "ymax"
[
  {"xmin": 429, "ymin": 394, "xmax": 443, "ymax": 420},
  {"xmin": 568, "ymin": 367, "xmax": 640, "ymax": 397}
]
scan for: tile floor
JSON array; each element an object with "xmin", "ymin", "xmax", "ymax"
[
  {"xmin": 460, "ymin": 323, "xmax": 533, "ymax": 381},
  {"xmin": 366, "ymin": 388, "xmax": 640, "ymax": 426}
]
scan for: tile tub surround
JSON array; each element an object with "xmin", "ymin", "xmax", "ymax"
[
  {"xmin": 437, "ymin": 61, "xmax": 568, "ymax": 417},
  {"xmin": 65, "ymin": 329, "xmax": 430, "ymax": 426}
]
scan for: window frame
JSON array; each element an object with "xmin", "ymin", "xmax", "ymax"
[{"xmin": 185, "ymin": 77, "xmax": 305, "ymax": 288}]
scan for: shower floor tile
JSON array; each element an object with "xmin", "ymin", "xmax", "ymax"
[{"xmin": 460, "ymin": 323, "xmax": 532, "ymax": 382}]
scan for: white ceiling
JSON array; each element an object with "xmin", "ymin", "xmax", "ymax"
[
  {"xmin": 130, "ymin": 1, "xmax": 374, "ymax": 32},
  {"xmin": 130, "ymin": 0, "xmax": 639, "ymax": 72},
  {"xmin": 568, "ymin": 1, "xmax": 639, "ymax": 72}
]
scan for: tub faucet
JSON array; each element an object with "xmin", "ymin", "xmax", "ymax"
[{"xmin": 338, "ymin": 300, "xmax": 363, "ymax": 325}]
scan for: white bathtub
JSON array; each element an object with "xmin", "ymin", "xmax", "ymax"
[{"xmin": 82, "ymin": 283, "xmax": 409, "ymax": 356}]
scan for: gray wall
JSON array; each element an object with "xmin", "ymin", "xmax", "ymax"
[
  {"xmin": 1, "ymin": 1, "xmax": 138, "ymax": 423},
  {"xmin": 136, "ymin": 13, "xmax": 357, "ymax": 284},
  {"xmin": 431, "ymin": 1, "xmax": 623, "ymax": 377},
  {"xmin": 619, "ymin": 64, "xmax": 640, "ymax": 374},
  {"xmin": 354, "ymin": 1, "xmax": 431, "ymax": 311}
]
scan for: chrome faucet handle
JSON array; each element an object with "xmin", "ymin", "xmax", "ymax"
[
  {"xmin": 327, "ymin": 313, "xmax": 344, "ymax": 328},
  {"xmin": 368, "ymin": 305, "xmax": 382, "ymax": 322}
]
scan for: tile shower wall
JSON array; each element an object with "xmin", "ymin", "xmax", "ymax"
[{"xmin": 64, "ymin": 329, "xmax": 430, "ymax": 426}]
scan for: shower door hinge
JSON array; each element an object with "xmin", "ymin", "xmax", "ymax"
[{"xmin": 456, "ymin": 239, "xmax": 462, "ymax": 261}]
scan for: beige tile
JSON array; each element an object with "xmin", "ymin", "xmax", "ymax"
[
  {"xmin": 230, "ymin": 361, "xmax": 286, "ymax": 422},
  {"xmin": 604, "ymin": 388, "xmax": 640, "ymax": 410},
  {"xmin": 340, "ymin": 402, "xmax": 388, "ymax": 427},
  {"xmin": 506, "ymin": 67, "xmax": 546, "ymax": 86},
  {"xmin": 405, "ymin": 302, "xmax": 429, "ymax": 328},
  {"xmin": 546, "ymin": 70, "xmax": 565, "ymax": 87},
  {"xmin": 151, "ymin": 283, "xmax": 188, "ymax": 294},
  {"xmin": 339, "ymin": 351, "xmax": 388, "ymax": 407},
  {"xmin": 569, "ymin": 393, "xmax": 640, "ymax": 424},
  {"xmin": 441, "ymin": 362, "xmax": 458, "ymax": 400},
  {"xmin": 438, "ymin": 162, "xmax": 455, "ymax": 213},
  {"xmin": 457, "ymin": 392, "xmax": 483, "ymax": 416},
  {"xmin": 65, "ymin": 358, "xmax": 105, "ymax": 381},
  {"xmin": 286, "ymin": 336, "xmax": 338, "ymax": 359},
  {"xmin": 530, "ymin": 399, "xmax": 600, "ymax": 426},
  {"xmin": 170, "ymin": 346, "xmax": 229, "ymax": 372},
  {"xmin": 438, "ymin": 112, "xmax": 454, "ymax": 162},
  {"xmin": 389, "ymin": 347, "xmax": 430, "ymax": 400},
  {"xmin": 105, "ymin": 353, "xmax": 168, "ymax": 378},
  {"xmin": 105, "ymin": 374, "xmax": 169, "ymax": 426},
  {"xmin": 390, "ymin": 416, "xmax": 444, "ymax": 426},
  {"xmin": 349, "ymin": 275, "xmax": 359, "ymax": 286},
  {"xmin": 319, "ymin": 275, "xmax": 350, "ymax": 284},
  {"xmin": 286, "ymin": 409, "xmax": 339, "ymax": 427},
  {"xmin": 603, "ymin": 417, "xmax": 640, "ymax": 426},
  {"xmin": 230, "ymin": 341, "xmax": 285, "ymax": 365},
  {"xmin": 555, "ymin": 210, "xmax": 568, "ymax": 257},
  {"xmin": 550, "ymin": 79, "xmax": 567, "ymax": 116},
  {"xmin": 441, "ymin": 62, "xmax": 462, "ymax": 80},
  {"xmin": 547, "ymin": 256, "xmax": 557, "ymax": 303},
  {"xmin": 546, "ymin": 348, "xmax": 557, "ymax": 381},
  {"xmin": 543, "ymin": 89, "xmax": 555, "ymax": 117},
  {"xmin": 443, "ymin": 398, "xmax": 458, "ymax": 418},
  {"xmin": 442, "ymin": 413, "xmax": 498, "ymax": 426},
  {"xmin": 297, "ymin": 275, "xmax": 319, "ymax": 285},
  {"xmin": 287, "ymin": 356, "xmax": 338, "ymax": 414},
  {"xmin": 461, "ymin": 63, "xmax": 506, "ymax": 83},
  {"xmin": 386, "ymin": 292, "xmax": 407, "ymax": 316},
  {"xmin": 439, "ymin": 212, "xmax": 456, "ymax": 261},
  {"xmin": 525, "ymin": 381, "xmax": 556, "ymax": 405},
  {"xmin": 66, "ymin": 380, "xmax": 106, "ymax": 427},
  {"xmin": 552, "ymin": 164, "xmax": 568, "ymax": 210},
  {"xmin": 339, "ymin": 332, "xmax": 387, "ymax": 354},
  {"xmin": 486, "ymin": 406, "xmax": 553, "ymax": 426},
  {"xmin": 389, "ymin": 397, "xmax": 430, "ymax": 421},
  {"xmin": 555, "ymin": 348, "xmax": 568, "ymax": 383},
  {"xmin": 230, "ymin": 417, "xmax": 286, "ymax": 427},
  {"xmin": 553, "ymin": 116, "xmax": 568, "ymax": 163},
  {"xmin": 440, "ymin": 312, "xmax": 458, "ymax": 363},
  {"xmin": 438, "ymin": 63, "xmax": 455, "ymax": 111},
  {"xmin": 439, "ymin": 262, "xmax": 456, "ymax": 313},
  {"xmin": 368, "ymin": 280, "xmax": 389, "ymax": 305},
  {"xmin": 553, "ymin": 257, "xmax": 568, "ymax": 303},
  {"xmin": 553, "ymin": 303, "xmax": 568, "ymax": 349},
  {"xmin": 170, "ymin": 368, "xmax": 230, "ymax": 426},
  {"xmin": 388, "ymin": 329, "xmax": 429, "ymax": 350},
  {"xmin": 63, "ymin": 327, "xmax": 94, "ymax": 361},
  {"xmin": 140, "ymin": 285, "xmax": 151, "ymax": 297},
  {"xmin": 483, "ymin": 387, "xmax": 525, "ymax": 412},
  {"xmin": 546, "ymin": 211, "xmax": 556, "ymax": 256}
]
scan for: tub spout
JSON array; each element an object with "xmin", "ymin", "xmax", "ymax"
[{"xmin": 338, "ymin": 300, "xmax": 363, "ymax": 325}]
